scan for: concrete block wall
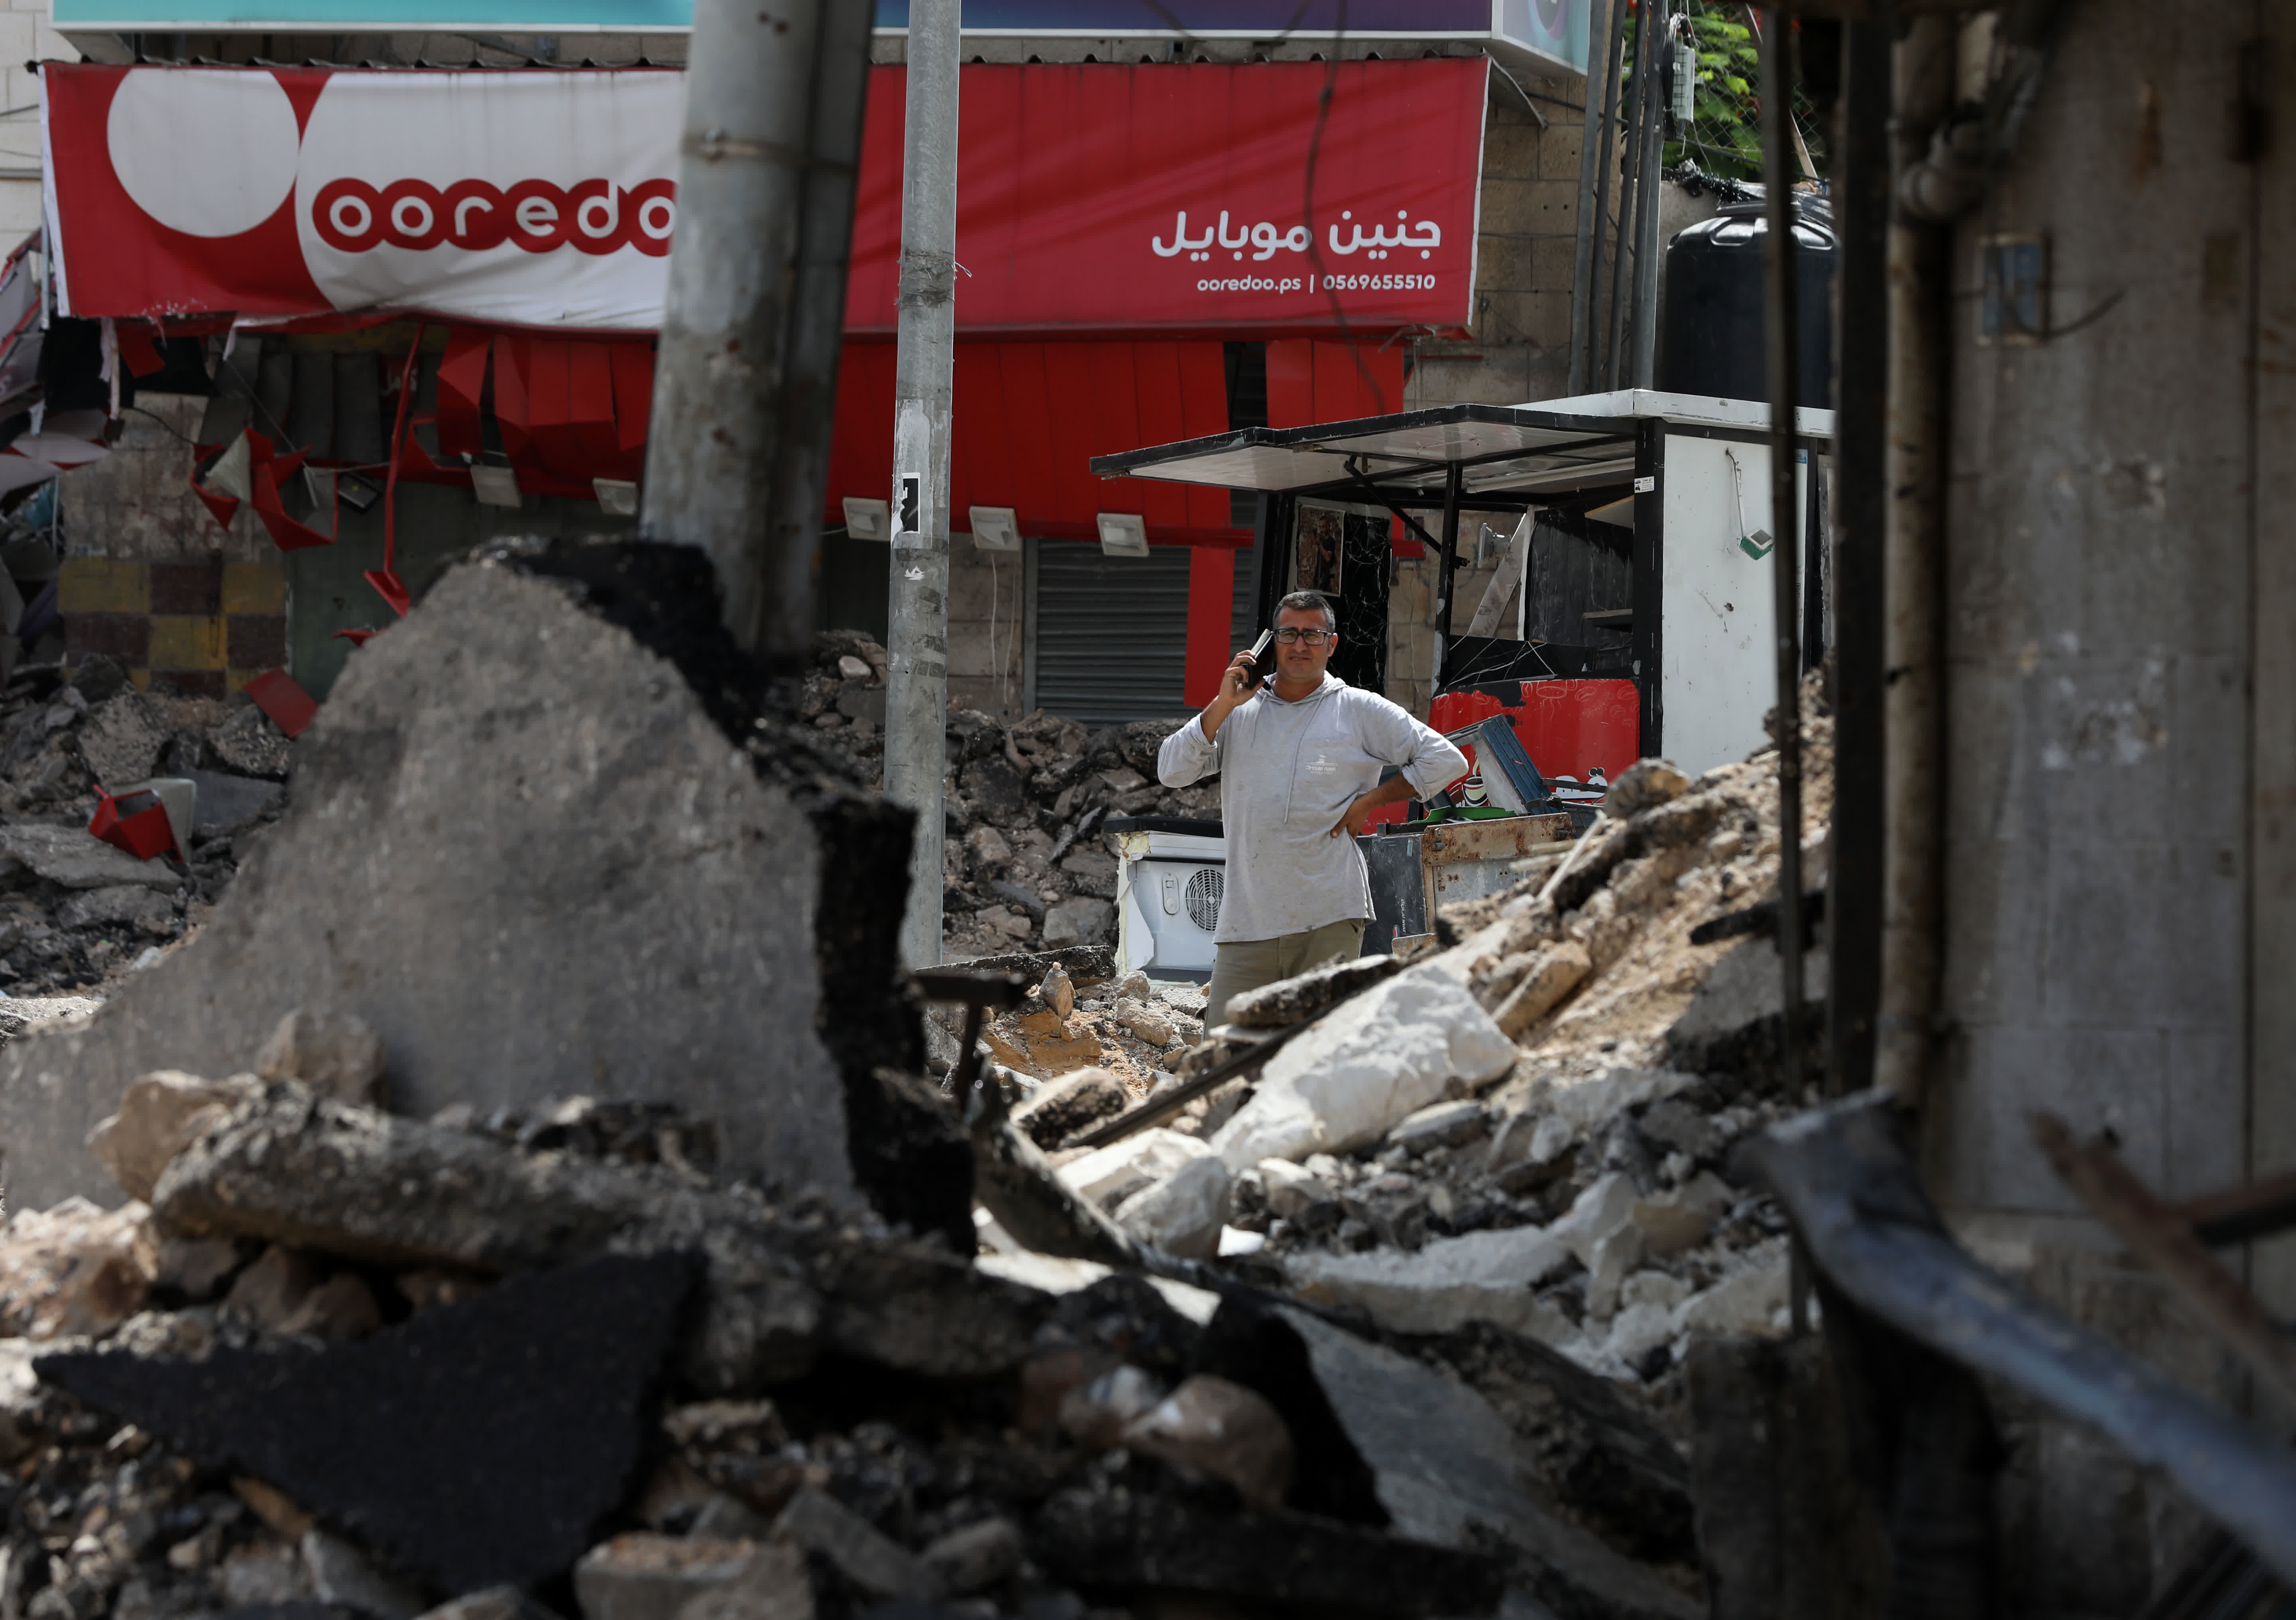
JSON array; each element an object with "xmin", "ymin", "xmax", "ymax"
[
  {"xmin": 56, "ymin": 395, "xmax": 295, "ymax": 695},
  {"xmin": 0, "ymin": 0, "xmax": 75, "ymax": 240},
  {"xmin": 1923, "ymin": 1, "xmax": 2288, "ymax": 1606},
  {"xmin": 1410, "ymin": 75, "xmax": 1584, "ymax": 413},
  {"xmin": 945, "ymin": 539, "xmax": 1026, "ymax": 720},
  {"xmin": 59, "ymin": 554, "xmax": 287, "ymax": 696}
]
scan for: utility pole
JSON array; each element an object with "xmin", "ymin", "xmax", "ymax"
[
  {"xmin": 643, "ymin": 0, "xmax": 871, "ymax": 661},
  {"xmin": 1627, "ymin": 0, "xmax": 1669, "ymax": 387},
  {"xmin": 884, "ymin": 0, "xmax": 961, "ymax": 969}
]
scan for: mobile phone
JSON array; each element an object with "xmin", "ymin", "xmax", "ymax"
[{"xmin": 1243, "ymin": 629, "xmax": 1273, "ymax": 684}]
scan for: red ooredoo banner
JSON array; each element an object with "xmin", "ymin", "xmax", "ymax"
[{"xmin": 44, "ymin": 58, "xmax": 1486, "ymax": 334}]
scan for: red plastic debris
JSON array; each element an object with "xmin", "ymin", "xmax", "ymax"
[
  {"xmin": 332, "ymin": 629, "xmax": 378, "ymax": 647},
  {"xmin": 364, "ymin": 570, "xmax": 411, "ymax": 617},
  {"xmin": 88, "ymin": 787, "xmax": 177, "ymax": 861},
  {"xmin": 245, "ymin": 669, "xmax": 320, "ymax": 739}
]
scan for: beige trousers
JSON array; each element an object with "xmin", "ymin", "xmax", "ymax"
[{"xmin": 1204, "ymin": 917, "xmax": 1368, "ymax": 1028}]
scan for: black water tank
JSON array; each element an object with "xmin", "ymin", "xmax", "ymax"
[{"xmin": 1658, "ymin": 200, "xmax": 1836, "ymax": 408}]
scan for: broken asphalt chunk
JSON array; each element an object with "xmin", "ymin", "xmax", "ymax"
[{"xmin": 38, "ymin": 1252, "xmax": 699, "ymax": 1598}]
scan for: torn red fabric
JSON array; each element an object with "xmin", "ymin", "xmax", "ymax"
[
  {"xmin": 245, "ymin": 669, "xmax": 320, "ymax": 738},
  {"xmin": 435, "ymin": 328, "xmax": 489, "ymax": 460}
]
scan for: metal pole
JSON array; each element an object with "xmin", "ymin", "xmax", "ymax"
[
  {"xmin": 1566, "ymin": 0, "xmax": 1618, "ymax": 397},
  {"xmin": 1828, "ymin": 16, "xmax": 1891, "ymax": 1101},
  {"xmin": 753, "ymin": 2, "xmax": 873, "ymax": 661},
  {"xmin": 885, "ymin": 0, "xmax": 961, "ymax": 971},
  {"xmin": 1627, "ymin": 0, "xmax": 1670, "ymax": 389},
  {"xmin": 1875, "ymin": 17, "xmax": 1955, "ymax": 1106},
  {"xmin": 642, "ymin": 0, "xmax": 869, "ymax": 659},
  {"xmin": 1434, "ymin": 462, "xmax": 1464, "ymax": 673},
  {"xmin": 1759, "ymin": 8, "xmax": 1803, "ymax": 1105},
  {"xmin": 1602, "ymin": 1, "xmax": 1653, "ymax": 390}
]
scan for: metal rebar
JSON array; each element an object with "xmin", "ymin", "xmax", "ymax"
[
  {"xmin": 885, "ymin": 0, "xmax": 961, "ymax": 970},
  {"xmin": 1434, "ymin": 461, "xmax": 1464, "ymax": 679},
  {"xmin": 1876, "ymin": 18, "xmax": 1956, "ymax": 1107},
  {"xmin": 1760, "ymin": 8, "xmax": 1803, "ymax": 1104},
  {"xmin": 1827, "ymin": 16, "xmax": 1891, "ymax": 1101}
]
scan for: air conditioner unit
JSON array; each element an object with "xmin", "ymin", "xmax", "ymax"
[{"xmin": 1112, "ymin": 822, "xmax": 1224, "ymax": 979}]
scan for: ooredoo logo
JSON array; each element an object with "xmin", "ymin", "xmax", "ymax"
[
  {"xmin": 93, "ymin": 66, "xmax": 686, "ymax": 326},
  {"xmin": 310, "ymin": 177, "xmax": 676, "ymax": 257}
]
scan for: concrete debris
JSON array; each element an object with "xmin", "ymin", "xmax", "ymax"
[
  {"xmin": 1056, "ymin": 1363, "xmax": 1166, "ymax": 1449},
  {"xmin": 1109, "ymin": 1153, "xmax": 1230, "ymax": 1259},
  {"xmin": 1054, "ymin": 1128, "xmax": 1209, "ymax": 1209},
  {"xmin": 254, "ymin": 1009, "xmax": 387, "ymax": 1104},
  {"xmin": 772, "ymin": 1487, "xmax": 938, "ymax": 1600},
  {"xmin": 0, "ymin": 1197, "xmax": 153, "ymax": 1340},
  {"xmin": 960, "ymin": 964, "xmax": 1206, "ymax": 1094},
  {"xmin": 0, "ymin": 663, "xmax": 291, "ymax": 999},
  {"xmin": 0, "ymin": 544, "xmax": 896, "ymax": 1213},
  {"xmin": 575, "ymin": 1535, "xmax": 795, "ymax": 1620},
  {"xmin": 41, "ymin": 1252, "xmax": 700, "ymax": 1596},
  {"xmin": 1118, "ymin": 1374, "xmax": 1293, "ymax": 1510},
  {"xmin": 0, "ymin": 590, "xmax": 1845, "ymax": 1620},
  {"xmin": 1209, "ymin": 963, "xmax": 1516, "ymax": 1168},
  {"xmin": 1223, "ymin": 954, "xmax": 1402, "ymax": 1030},
  {"xmin": 86, "ymin": 1069, "xmax": 258, "ymax": 1203},
  {"xmin": 1007, "ymin": 1066, "xmax": 1124, "ymax": 1149},
  {"xmin": 923, "ymin": 708, "xmax": 1212, "ymax": 963},
  {"xmin": 919, "ymin": 1516, "xmax": 1023, "ymax": 1595},
  {"xmin": 1284, "ymin": 1225, "xmax": 1572, "ymax": 1338}
]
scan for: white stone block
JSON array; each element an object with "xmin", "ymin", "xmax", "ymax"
[
  {"xmin": 1113, "ymin": 1154, "xmax": 1231, "ymax": 1260},
  {"xmin": 1675, "ymin": 1245, "xmax": 1791, "ymax": 1337},
  {"xmin": 1284, "ymin": 1224, "xmax": 1572, "ymax": 1337},
  {"xmin": 1055, "ymin": 1127, "xmax": 1211, "ymax": 1209},
  {"xmin": 1209, "ymin": 964, "xmax": 1517, "ymax": 1169},
  {"xmin": 1545, "ymin": 1171, "xmax": 1638, "ymax": 1268}
]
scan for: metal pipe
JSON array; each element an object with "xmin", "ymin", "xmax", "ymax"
[
  {"xmin": 1828, "ymin": 16, "xmax": 1891, "ymax": 1100},
  {"xmin": 884, "ymin": 0, "xmax": 961, "ymax": 971},
  {"xmin": 1626, "ymin": 0, "xmax": 1670, "ymax": 390},
  {"xmin": 642, "ymin": 0, "xmax": 867, "ymax": 659},
  {"xmin": 1875, "ymin": 18, "xmax": 1956, "ymax": 1106},
  {"xmin": 1566, "ymin": 0, "xmax": 1620, "ymax": 397},
  {"xmin": 1759, "ymin": 8, "xmax": 1803, "ymax": 1106},
  {"xmin": 1602, "ymin": 0, "xmax": 1653, "ymax": 391},
  {"xmin": 1434, "ymin": 462, "xmax": 1464, "ymax": 676}
]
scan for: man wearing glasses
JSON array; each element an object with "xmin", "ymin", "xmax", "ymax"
[{"xmin": 1158, "ymin": 591, "xmax": 1468, "ymax": 1026}]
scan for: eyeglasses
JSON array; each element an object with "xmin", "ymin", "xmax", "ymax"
[{"xmin": 1273, "ymin": 628, "xmax": 1333, "ymax": 645}]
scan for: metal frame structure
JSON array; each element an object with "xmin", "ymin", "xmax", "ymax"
[{"xmin": 1091, "ymin": 389, "xmax": 1834, "ymax": 769}]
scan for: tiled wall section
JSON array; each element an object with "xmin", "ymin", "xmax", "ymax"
[{"xmin": 60, "ymin": 557, "xmax": 288, "ymax": 698}]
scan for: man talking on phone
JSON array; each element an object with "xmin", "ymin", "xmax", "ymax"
[{"xmin": 1157, "ymin": 591, "xmax": 1468, "ymax": 1026}]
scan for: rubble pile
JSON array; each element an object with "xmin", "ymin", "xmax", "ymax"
[
  {"xmin": 0, "ymin": 1004, "xmax": 1705, "ymax": 1620},
  {"xmin": 1007, "ymin": 702, "xmax": 1837, "ymax": 1411},
  {"xmin": 799, "ymin": 635, "xmax": 1211, "ymax": 964},
  {"xmin": 0, "ymin": 656, "xmax": 292, "ymax": 998},
  {"xmin": 970, "ymin": 967, "xmax": 1206, "ymax": 1097}
]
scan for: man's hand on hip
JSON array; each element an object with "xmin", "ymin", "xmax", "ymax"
[{"xmin": 1329, "ymin": 774, "xmax": 1420, "ymax": 838}]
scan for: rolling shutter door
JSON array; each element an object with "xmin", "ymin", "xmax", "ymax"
[{"xmin": 1032, "ymin": 539, "xmax": 1193, "ymax": 724}]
